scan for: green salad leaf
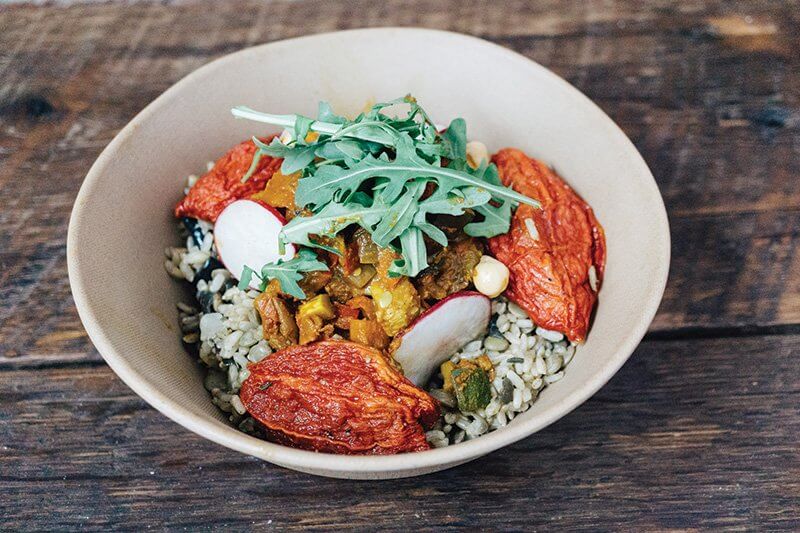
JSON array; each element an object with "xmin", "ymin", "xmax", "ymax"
[
  {"xmin": 414, "ymin": 187, "xmax": 492, "ymax": 246},
  {"xmin": 294, "ymin": 133, "xmax": 538, "ymax": 210},
  {"xmin": 370, "ymin": 181, "xmax": 426, "ymax": 247},
  {"xmin": 280, "ymin": 199, "xmax": 385, "ymax": 249},
  {"xmin": 441, "ymin": 117, "xmax": 467, "ymax": 162},
  {"xmin": 463, "ymin": 164, "xmax": 514, "ymax": 237},
  {"xmin": 252, "ymin": 136, "xmax": 317, "ymax": 175},
  {"xmin": 388, "ymin": 227, "xmax": 428, "ymax": 278},
  {"xmin": 317, "ymin": 101, "xmax": 347, "ymax": 124},
  {"xmin": 231, "ymin": 96, "xmax": 541, "ymax": 281},
  {"xmin": 238, "ymin": 249, "xmax": 329, "ymax": 299}
]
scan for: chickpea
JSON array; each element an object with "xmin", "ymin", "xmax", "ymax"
[
  {"xmin": 472, "ymin": 255, "xmax": 509, "ymax": 298},
  {"xmin": 466, "ymin": 141, "xmax": 489, "ymax": 169}
]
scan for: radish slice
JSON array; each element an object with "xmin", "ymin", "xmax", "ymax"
[
  {"xmin": 391, "ymin": 291, "xmax": 491, "ymax": 387},
  {"xmin": 213, "ymin": 199, "xmax": 295, "ymax": 289}
]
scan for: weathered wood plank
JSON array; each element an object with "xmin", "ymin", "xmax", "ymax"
[
  {"xmin": 1, "ymin": 335, "xmax": 798, "ymax": 530},
  {"xmin": 1, "ymin": 2, "xmax": 799, "ymax": 530},
  {"xmin": 654, "ymin": 210, "xmax": 800, "ymax": 332}
]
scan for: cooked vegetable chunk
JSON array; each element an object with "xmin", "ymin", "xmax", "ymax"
[
  {"xmin": 349, "ymin": 318, "xmax": 389, "ymax": 350},
  {"xmin": 366, "ymin": 248, "xmax": 421, "ymax": 336},
  {"xmin": 250, "ymin": 169, "xmax": 301, "ymax": 210},
  {"xmin": 415, "ymin": 238, "xmax": 483, "ymax": 301},
  {"xmin": 254, "ymin": 283, "xmax": 298, "ymax": 350},
  {"xmin": 370, "ymin": 280, "xmax": 421, "ymax": 337},
  {"xmin": 440, "ymin": 361, "xmax": 456, "ymax": 391},
  {"xmin": 296, "ymin": 294, "xmax": 336, "ymax": 344},
  {"xmin": 442, "ymin": 355, "xmax": 494, "ymax": 392},
  {"xmin": 297, "ymin": 269, "xmax": 333, "ymax": 296},
  {"xmin": 298, "ymin": 294, "xmax": 335, "ymax": 321},
  {"xmin": 325, "ymin": 266, "xmax": 364, "ymax": 303},
  {"xmin": 334, "ymin": 295, "xmax": 377, "ymax": 330},
  {"xmin": 450, "ymin": 362, "xmax": 492, "ymax": 412},
  {"xmin": 352, "ymin": 228, "xmax": 380, "ymax": 265}
]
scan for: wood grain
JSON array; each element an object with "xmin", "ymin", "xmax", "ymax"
[
  {"xmin": 1, "ymin": 335, "xmax": 798, "ymax": 530},
  {"xmin": 1, "ymin": 0, "xmax": 799, "ymax": 530}
]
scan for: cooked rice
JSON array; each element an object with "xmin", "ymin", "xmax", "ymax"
[
  {"xmin": 166, "ymin": 212, "xmax": 267, "ymax": 434},
  {"xmin": 166, "ymin": 171, "xmax": 577, "ymax": 447},
  {"xmin": 423, "ymin": 298, "xmax": 574, "ymax": 448}
]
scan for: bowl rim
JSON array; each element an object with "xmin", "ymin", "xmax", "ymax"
[{"xmin": 68, "ymin": 27, "xmax": 670, "ymax": 474}]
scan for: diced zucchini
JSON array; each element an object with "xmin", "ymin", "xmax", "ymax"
[{"xmin": 452, "ymin": 366, "xmax": 492, "ymax": 412}]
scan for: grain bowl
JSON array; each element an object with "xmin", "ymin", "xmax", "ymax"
[{"xmin": 68, "ymin": 28, "xmax": 669, "ymax": 479}]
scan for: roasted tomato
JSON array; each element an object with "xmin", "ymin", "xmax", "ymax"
[
  {"xmin": 488, "ymin": 149, "xmax": 606, "ymax": 342},
  {"xmin": 240, "ymin": 341, "xmax": 440, "ymax": 454},
  {"xmin": 175, "ymin": 137, "xmax": 281, "ymax": 222}
]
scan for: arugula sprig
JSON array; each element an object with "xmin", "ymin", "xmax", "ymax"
[
  {"xmin": 238, "ymin": 249, "xmax": 328, "ymax": 299},
  {"xmin": 233, "ymin": 96, "xmax": 455, "ymax": 179},
  {"xmin": 231, "ymin": 96, "xmax": 541, "ymax": 281},
  {"xmin": 294, "ymin": 134, "xmax": 536, "ymax": 209}
]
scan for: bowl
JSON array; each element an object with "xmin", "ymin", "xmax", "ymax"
[{"xmin": 67, "ymin": 28, "xmax": 670, "ymax": 479}]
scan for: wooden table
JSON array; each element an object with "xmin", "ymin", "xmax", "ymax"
[{"xmin": 2, "ymin": 1, "xmax": 798, "ymax": 529}]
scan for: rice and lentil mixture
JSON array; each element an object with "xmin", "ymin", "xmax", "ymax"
[{"xmin": 166, "ymin": 173, "xmax": 574, "ymax": 447}]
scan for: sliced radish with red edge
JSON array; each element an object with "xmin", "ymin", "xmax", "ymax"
[
  {"xmin": 213, "ymin": 199, "xmax": 295, "ymax": 289},
  {"xmin": 391, "ymin": 291, "xmax": 491, "ymax": 387}
]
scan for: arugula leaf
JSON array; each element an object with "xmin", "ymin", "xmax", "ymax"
[
  {"xmin": 370, "ymin": 181, "xmax": 426, "ymax": 247},
  {"xmin": 417, "ymin": 186, "xmax": 492, "ymax": 217},
  {"xmin": 317, "ymin": 101, "xmax": 346, "ymax": 124},
  {"xmin": 464, "ymin": 200, "xmax": 512, "ymax": 237},
  {"xmin": 293, "ymin": 115, "xmax": 314, "ymax": 144},
  {"xmin": 280, "ymin": 200, "xmax": 384, "ymax": 249},
  {"xmin": 238, "ymin": 248, "xmax": 329, "ymax": 299},
  {"xmin": 240, "ymin": 137, "xmax": 289, "ymax": 182},
  {"xmin": 329, "ymin": 120, "xmax": 404, "ymax": 147},
  {"xmin": 251, "ymin": 136, "xmax": 295, "ymax": 158},
  {"xmin": 232, "ymin": 106, "xmax": 403, "ymax": 148},
  {"xmin": 414, "ymin": 187, "xmax": 491, "ymax": 246},
  {"xmin": 314, "ymin": 140, "xmax": 366, "ymax": 162},
  {"xmin": 238, "ymin": 265, "xmax": 257, "ymax": 291},
  {"xmin": 441, "ymin": 118, "xmax": 467, "ymax": 162},
  {"xmin": 251, "ymin": 137, "xmax": 317, "ymax": 175},
  {"xmin": 231, "ymin": 106, "xmax": 340, "ymax": 136},
  {"xmin": 232, "ymin": 95, "xmax": 543, "ymax": 291},
  {"xmin": 463, "ymin": 163, "xmax": 514, "ymax": 237},
  {"xmin": 282, "ymin": 183, "xmax": 489, "ymax": 278},
  {"xmin": 388, "ymin": 226, "xmax": 428, "ymax": 278},
  {"xmin": 295, "ymin": 133, "xmax": 538, "ymax": 210}
]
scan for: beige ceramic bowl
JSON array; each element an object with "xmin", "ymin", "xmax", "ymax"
[{"xmin": 68, "ymin": 28, "xmax": 669, "ymax": 479}]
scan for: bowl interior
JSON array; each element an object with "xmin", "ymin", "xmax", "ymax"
[{"xmin": 68, "ymin": 28, "xmax": 669, "ymax": 478}]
